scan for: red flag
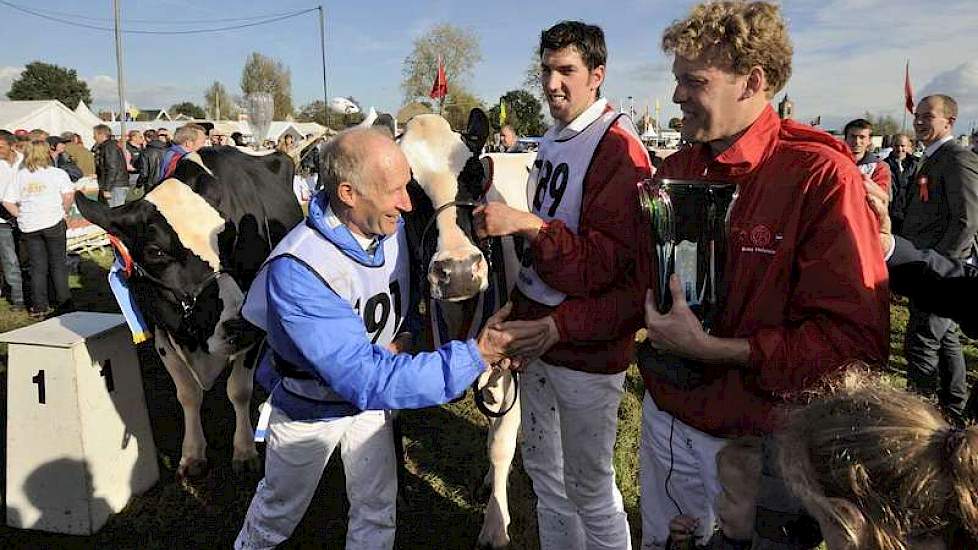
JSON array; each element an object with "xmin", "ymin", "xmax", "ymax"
[
  {"xmin": 429, "ymin": 55, "xmax": 448, "ymax": 100},
  {"xmin": 904, "ymin": 60, "xmax": 915, "ymax": 114}
]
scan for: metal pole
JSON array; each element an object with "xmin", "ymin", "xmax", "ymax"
[
  {"xmin": 318, "ymin": 6, "xmax": 329, "ymax": 129},
  {"xmin": 113, "ymin": 0, "xmax": 127, "ymax": 137}
]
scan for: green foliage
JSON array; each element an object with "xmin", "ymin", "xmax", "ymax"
[
  {"xmin": 6, "ymin": 61, "xmax": 92, "ymax": 107},
  {"xmin": 442, "ymin": 87, "xmax": 484, "ymax": 131},
  {"xmin": 862, "ymin": 111, "xmax": 902, "ymax": 137},
  {"xmin": 240, "ymin": 52, "xmax": 294, "ymax": 119},
  {"xmin": 668, "ymin": 117, "xmax": 683, "ymax": 130},
  {"xmin": 204, "ymin": 81, "xmax": 239, "ymax": 120},
  {"xmin": 487, "ymin": 89, "xmax": 547, "ymax": 136},
  {"xmin": 401, "ymin": 23, "xmax": 482, "ymax": 103},
  {"xmin": 168, "ymin": 102, "xmax": 206, "ymax": 120}
]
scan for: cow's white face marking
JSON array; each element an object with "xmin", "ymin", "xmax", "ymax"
[
  {"xmin": 399, "ymin": 114, "xmax": 483, "ymax": 261},
  {"xmin": 144, "ymin": 178, "xmax": 225, "ymax": 271}
]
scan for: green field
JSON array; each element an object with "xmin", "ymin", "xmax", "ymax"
[{"xmin": 0, "ymin": 251, "xmax": 974, "ymax": 549}]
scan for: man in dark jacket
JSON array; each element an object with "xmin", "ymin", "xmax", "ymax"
[
  {"xmin": 899, "ymin": 94, "xmax": 978, "ymax": 423},
  {"xmin": 883, "ymin": 133, "xmax": 920, "ymax": 234},
  {"xmin": 92, "ymin": 124, "xmax": 129, "ymax": 206},
  {"xmin": 47, "ymin": 136, "xmax": 82, "ymax": 182},
  {"xmin": 137, "ymin": 129, "xmax": 167, "ymax": 192},
  {"xmin": 865, "ymin": 176, "xmax": 977, "ymax": 422}
]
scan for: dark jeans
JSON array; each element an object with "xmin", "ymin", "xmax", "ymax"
[
  {"xmin": 0, "ymin": 223, "xmax": 24, "ymax": 305},
  {"xmin": 905, "ymin": 302, "xmax": 969, "ymax": 422},
  {"xmin": 22, "ymin": 220, "xmax": 70, "ymax": 310}
]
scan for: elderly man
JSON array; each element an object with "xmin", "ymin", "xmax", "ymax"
[
  {"xmin": 477, "ymin": 20, "xmax": 652, "ymax": 550},
  {"xmin": 640, "ymin": 2, "xmax": 889, "ymax": 548},
  {"xmin": 92, "ymin": 124, "xmax": 129, "ymax": 206},
  {"xmin": 234, "ymin": 127, "xmax": 516, "ymax": 550},
  {"xmin": 884, "ymin": 133, "xmax": 920, "ymax": 234},
  {"xmin": 900, "ymin": 94, "xmax": 978, "ymax": 424},
  {"xmin": 499, "ymin": 124, "xmax": 522, "ymax": 152}
]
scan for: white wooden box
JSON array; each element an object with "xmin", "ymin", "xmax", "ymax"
[{"xmin": 3, "ymin": 312, "xmax": 159, "ymax": 535}]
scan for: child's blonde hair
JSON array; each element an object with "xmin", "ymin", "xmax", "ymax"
[{"xmin": 779, "ymin": 371, "xmax": 978, "ymax": 549}]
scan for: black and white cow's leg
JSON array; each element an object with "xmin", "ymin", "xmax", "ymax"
[
  {"xmin": 477, "ymin": 370, "xmax": 521, "ymax": 550},
  {"xmin": 156, "ymin": 328, "xmax": 209, "ymax": 479},
  {"xmin": 227, "ymin": 353, "xmax": 260, "ymax": 473}
]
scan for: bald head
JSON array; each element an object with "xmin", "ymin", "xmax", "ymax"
[
  {"xmin": 322, "ymin": 127, "xmax": 413, "ymax": 237},
  {"xmin": 322, "ymin": 127, "xmax": 407, "ymax": 197}
]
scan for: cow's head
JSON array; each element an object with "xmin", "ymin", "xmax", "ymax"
[
  {"xmin": 399, "ymin": 109, "xmax": 491, "ymax": 302},
  {"xmin": 75, "ymin": 179, "xmax": 258, "ymax": 359}
]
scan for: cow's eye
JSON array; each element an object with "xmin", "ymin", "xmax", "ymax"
[{"xmin": 144, "ymin": 247, "xmax": 169, "ymax": 262}]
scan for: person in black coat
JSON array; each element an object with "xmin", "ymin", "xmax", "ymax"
[
  {"xmin": 865, "ymin": 177, "xmax": 978, "ymax": 422},
  {"xmin": 137, "ymin": 129, "xmax": 168, "ymax": 192}
]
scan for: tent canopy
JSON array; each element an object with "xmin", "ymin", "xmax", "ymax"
[{"xmin": 0, "ymin": 100, "xmax": 98, "ymax": 147}]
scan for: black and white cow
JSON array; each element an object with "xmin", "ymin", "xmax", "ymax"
[
  {"xmin": 75, "ymin": 147, "xmax": 304, "ymax": 478},
  {"xmin": 399, "ymin": 110, "xmax": 536, "ymax": 550}
]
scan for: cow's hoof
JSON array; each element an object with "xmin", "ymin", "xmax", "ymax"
[
  {"xmin": 232, "ymin": 454, "xmax": 262, "ymax": 474},
  {"xmin": 176, "ymin": 457, "xmax": 208, "ymax": 480}
]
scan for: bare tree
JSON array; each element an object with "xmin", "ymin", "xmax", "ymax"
[
  {"xmin": 240, "ymin": 52, "xmax": 293, "ymax": 119},
  {"xmin": 401, "ymin": 23, "xmax": 482, "ymax": 104}
]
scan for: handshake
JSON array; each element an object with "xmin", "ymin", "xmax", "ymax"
[{"xmin": 475, "ymin": 303, "xmax": 560, "ymax": 372}]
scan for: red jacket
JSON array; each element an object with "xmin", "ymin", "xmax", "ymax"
[
  {"xmin": 511, "ymin": 110, "xmax": 652, "ymax": 374},
  {"xmin": 643, "ymin": 105, "xmax": 890, "ymax": 437}
]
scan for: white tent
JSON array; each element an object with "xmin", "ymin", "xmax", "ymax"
[
  {"xmin": 74, "ymin": 100, "xmax": 103, "ymax": 128},
  {"xmin": 0, "ymin": 100, "xmax": 97, "ymax": 147}
]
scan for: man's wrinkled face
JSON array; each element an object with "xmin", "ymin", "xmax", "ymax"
[
  {"xmin": 501, "ymin": 127, "xmax": 517, "ymax": 148},
  {"xmin": 540, "ymin": 46, "xmax": 604, "ymax": 125},
  {"xmin": 348, "ymin": 149, "xmax": 413, "ymax": 238},
  {"xmin": 671, "ymin": 53, "xmax": 749, "ymax": 144},
  {"xmin": 845, "ymin": 128, "xmax": 872, "ymax": 158},
  {"xmin": 914, "ymin": 98, "xmax": 954, "ymax": 144}
]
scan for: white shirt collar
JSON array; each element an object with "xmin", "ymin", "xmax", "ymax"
[
  {"xmin": 551, "ymin": 98, "xmax": 609, "ymax": 140},
  {"xmin": 324, "ymin": 203, "xmax": 376, "ymax": 252},
  {"xmin": 923, "ymin": 134, "xmax": 954, "ymax": 158}
]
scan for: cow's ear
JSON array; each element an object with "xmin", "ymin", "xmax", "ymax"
[
  {"xmin": 74, "ymin": 191, "xmax": 113, "ymax": 231},
  {"xmin": 463, "ymin": 108, "xmax": 490, "ymax": 154},
  {"xmin": 372, "ymin": 113, "xmax": 396, "ymax": 138}
]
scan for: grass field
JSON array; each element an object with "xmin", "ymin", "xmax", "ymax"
[{"xmin": 0, "ymin": 250, "xmax": 975, "ymax": 549}]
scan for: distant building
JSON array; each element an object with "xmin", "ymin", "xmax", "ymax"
[{"xmin": 777, "ymin": 94, "xmax": 794, "ymax": 119}]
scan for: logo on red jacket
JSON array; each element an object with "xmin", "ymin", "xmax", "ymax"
[{"xmin": 750, "ymin": 224, "xmax": 772, "ymax": 248}]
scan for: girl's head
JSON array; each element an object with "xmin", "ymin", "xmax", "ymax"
[
  {"xmin": 23, "ymin": 140, "xmax": 52, "ymax": 172},
  {"xmin": 780, "ymin": 372, "xmax": 978, "ymax": 550}
]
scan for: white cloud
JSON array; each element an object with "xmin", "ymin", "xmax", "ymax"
[
  {"xmin": 920, "ymin": 62, "xmax": 978, "ymax": 131},
  {"xmin": 84, "ymin": 73, "xmax": 200, "ymax": 113},
  {"xmin": 0, "ymin": 66, "xmax": 25, "ymax": 98}
]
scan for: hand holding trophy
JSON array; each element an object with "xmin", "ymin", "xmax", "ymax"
[{"xmin": 637, "ymin": 178, "xmax": 736, "ymax": 389}]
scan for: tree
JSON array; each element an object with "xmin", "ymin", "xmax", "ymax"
[
  {"xmin": 861, "ymin": 111, "xmax": 901, "ymax": 137},
  {"xmin": 442, "ymin": 86, "xmax": 484, "ymax": 131},
  {"xmin": 7, "ymin": 61, "xmax": 91, "ymax": 107},
  {"xmin": 401, "ymin": 24, "xmax": 482, "ymax": 103},
  {"xmin": 487, "ymin": 89, "xmax": 546, "ymax": 136},
  {"xmin": 522, "ymin": 56, "xmax": 543, "ymax": 98},
  {"xmin": 169, "ymin": 102, "xmax": 206, "ymax": 119},
  {"xmin": 668, "ymin": 117, "xmax": 683, "ymax": 130},
  {"xmin": 296, "ymin": 100, "xmax": 364, "ymax": 130},
  {"xmin": 204, "ymin": 81, "xmax": 239, "ymax": 120},
  {"xmin": 240, "ymin": 52, "xmax": 293, "ymax": 119}
]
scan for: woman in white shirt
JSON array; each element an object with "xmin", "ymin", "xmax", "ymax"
[{"xmin": 3, "ymin": 140, "xmax": 75, "ymax": 318}]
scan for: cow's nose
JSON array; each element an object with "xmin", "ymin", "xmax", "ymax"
[{"xmin": 428, "ymin": 251, "xmax": 488, "ymax": 302}]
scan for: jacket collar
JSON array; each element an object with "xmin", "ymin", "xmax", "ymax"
[
  {"xmin": 307, "ymin": 192, "xmax": 394, "ymax": 266},
  {"xmin": 550, "ymin": 98, "xmax": 609, "ymax": 140}
]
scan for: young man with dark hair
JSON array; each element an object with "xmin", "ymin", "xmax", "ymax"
[
  {"xmin": 843, "ymin": 117, "xmax": 891, "ymax": 195},
  {"xmin": 477, "ymin": 20, "xmax": 651, "ymax": 549}
]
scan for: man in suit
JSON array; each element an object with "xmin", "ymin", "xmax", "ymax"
[
  {"xmin": 866, "ymin": 176, "xmax": 978, "ymax": 421},
  {"xmin": 899, "ymin": 94, "xmax": 978, "ymax": 423}
]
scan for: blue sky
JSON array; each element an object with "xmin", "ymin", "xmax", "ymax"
[{"xmin": 1, "ymin": 0, "xmax": 976, "ymax": 132}]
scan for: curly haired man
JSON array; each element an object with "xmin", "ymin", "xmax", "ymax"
[{"xmin": 639, "ymin": 2, "xmax": 890, "ymax": 548}]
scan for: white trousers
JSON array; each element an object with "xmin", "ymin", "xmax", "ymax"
[
  {"xmin": 520, "ymin": 359, "xmax": 631, "ymax": 550},
  {"xmin": 639, "ymin": 394, "xmax": 727, "ymax": 549},
  {"xmin": 235, "ymin": 407, "xmax": 397, "ymax": 550}
]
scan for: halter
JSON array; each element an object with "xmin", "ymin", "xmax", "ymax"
[
  {"xmin": 108, "ymin": 234, "xmax": 227, "ymax": 322},
  {"xmin": 417, "ymin": 199, "xmax": 495, "ymax": 288}
]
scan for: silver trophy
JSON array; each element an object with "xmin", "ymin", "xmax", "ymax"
[
  {"xmin": 637, "ymin": 178, "xmax": 736, "ymax": 388},
  {"xmin": 246, "ymin": 92, "xmax": 274, "ymax": 150}
]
